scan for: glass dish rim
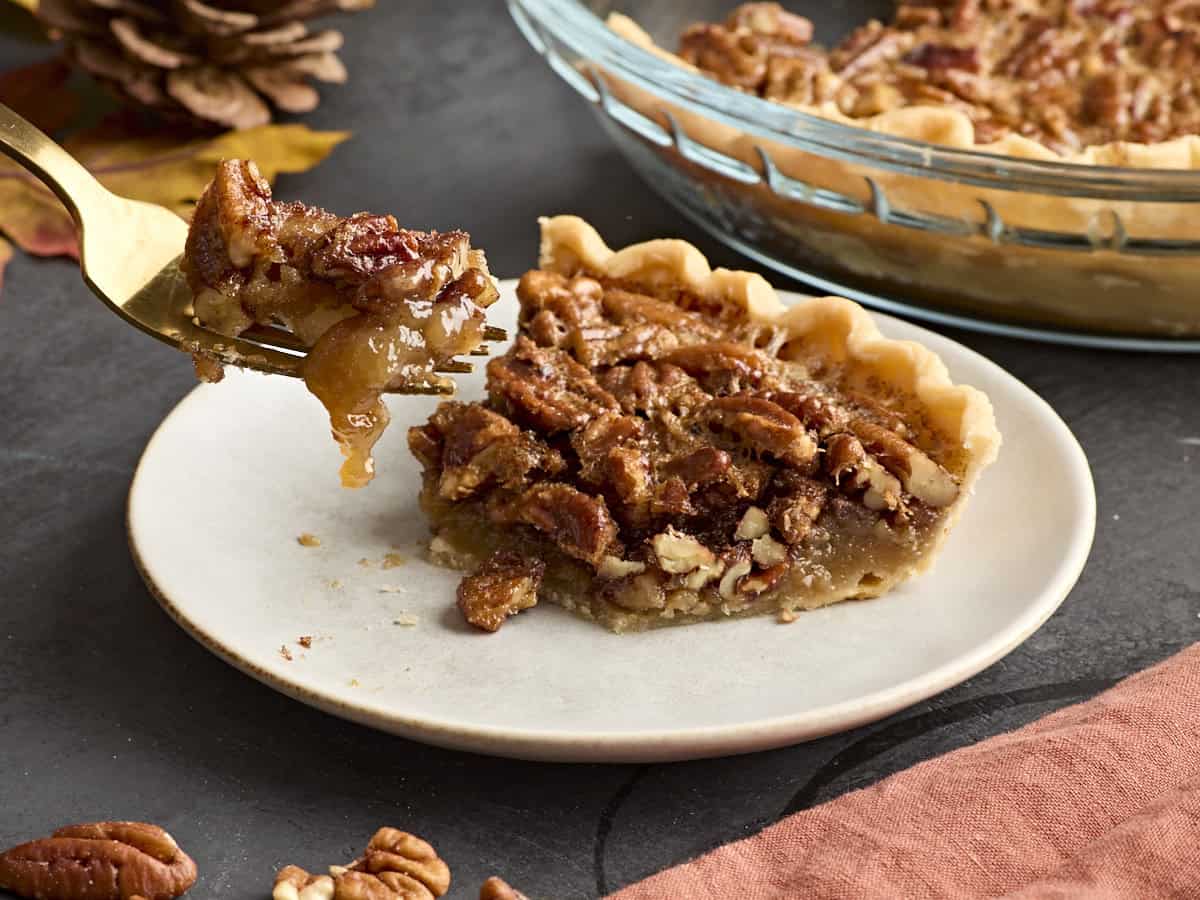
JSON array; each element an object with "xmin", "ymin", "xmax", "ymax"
[{"xmin": 513, "ymin": 0, "xmax": 1200, "ymax": 202}]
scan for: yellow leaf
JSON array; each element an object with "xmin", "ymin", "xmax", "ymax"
[
  {"xmin": 0, "ymin": 116, "xmax": 349, "ymax": 260},
  {"xmin": 5, "ymin": 0, "xmax": 36, "ymax": 11}
]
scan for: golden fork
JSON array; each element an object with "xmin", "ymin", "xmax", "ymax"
[{"xmin": 0, "ymin": 102, "xmax": 504, "ymax": 394}]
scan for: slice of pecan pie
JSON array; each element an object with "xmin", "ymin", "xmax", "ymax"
[
  {"xmin": 409, "ymin": 217, "xmax": 1000, "ymax": 633},
  {"xmin": 183, "ymin": 159, "xmax": 499, "ymax": 487}
]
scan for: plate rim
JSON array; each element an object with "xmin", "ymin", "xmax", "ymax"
[{"xmin": 127, "ymin": 287, "xmax": 1097, "ymax": 763}]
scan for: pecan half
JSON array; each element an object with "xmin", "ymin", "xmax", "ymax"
[
  {"xmin": 479, "ymin": 877, "xmax": 529, "ymax": 900},
  {"xmin": 510, "ymin": 483, "xmax": 618, "ymax": 566},
  {"xmin": 703, "ymin": 394, "xmax": 817, "ymax": 469},
  {"xmin": 486, "ymin": 338, "xmax": 617, "ymax": 433},
  {"xmin": 850, "ymin": 420, "xmax": 959, "ymax": 507},
  {"xmin": 457, "ymin": 551, "xmax": 544, "ymax": 633},
  {"xmin": 0, "ymin": 821, "xmax": 197, "ymax": 900},
  {"xmin": 680, "ymin": 22, "xmax": 769, "ymax": 90}
]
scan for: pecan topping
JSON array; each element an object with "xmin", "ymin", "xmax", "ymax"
[
  {"xmin": 411, "ymin": 256, "xmax": 967, "ymax": 629},
  {"xmin": 457, "ymin": 551, "xmax": 544, "ymax": 633},
  {"xmin": 274, "ymin": 828, "xmax": 449, "ymax": 900},
  {"xmin": 768, "ymin": 478, "xmax": 828, "ymax": 544},
  {"xmin": 416, "ymin": 403, "xmax": 564, "ymax": 501},
  {"xmin": 0, "ymin": 821, "xmax": 197, "ymax": 900},
  {"xmin": 682, "ymin": 0, "xmax": 1200, "ymax": 153}
]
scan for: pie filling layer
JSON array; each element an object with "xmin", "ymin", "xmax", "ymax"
[
  {"xmin": 183, "ymin": 159, "xmax": 498, "ymax": 487},
  {"xmin": 677, "ymin": 1, "xmax": 1200, "ymax": 155},
  {"xmin": 409, "ymin": 231, "xmax": 985, "ymax": 633}
]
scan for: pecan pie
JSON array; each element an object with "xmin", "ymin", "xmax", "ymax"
[
  {"xmin": 409, "ymin": 217, "xmax": 1000, "ymax": 633},
  {"xmin": 184, "ymin": 159, "xmax": 499, "ymax": 487},
  {"xmin": 672, "ymin": 1, "xmax": 1200, "ymax": 156}
]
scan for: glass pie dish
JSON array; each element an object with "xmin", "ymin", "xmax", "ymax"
[{"xmin": 508, "ymin": 0, "xmax": 1200, "ymax": 350}]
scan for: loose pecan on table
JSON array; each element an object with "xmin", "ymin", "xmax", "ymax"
[
  {"xmin": 457, "ymin": 551, "xmax": 545, "ymax": 633},
  {"xmin": 0, "ymin": 821, "xmax": 197, "ymax": 900},
  {"xmin": 478, "ymin": 876, "xmax": 530, "ymax": 900},
  {"xmin": 273, "ymin": 827, "xmax": 450, "ymax": 900}
]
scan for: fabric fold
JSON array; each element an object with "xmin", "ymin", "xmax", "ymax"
[{"xmin": 611, "ymin": 644, "xmax": 1200, "ymax": 899}]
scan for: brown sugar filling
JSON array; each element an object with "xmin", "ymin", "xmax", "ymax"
[
  {"xmin": 680, "ymin": 1, "xmax": 1200, "ymax": 155},
  {"xmin": 410, "ymin": 268, "xmax": 968, "ymax": 633},
  {"xmin": 183, "ymin": 159, "xmax": 499, "ymax": 487}
]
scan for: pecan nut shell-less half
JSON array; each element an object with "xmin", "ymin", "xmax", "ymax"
[{"xmin": 0, "ymin": 821, "xmax": 197, "ymax": 900}]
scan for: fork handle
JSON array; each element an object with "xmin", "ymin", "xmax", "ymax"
[{"xmin": 0, "ymin": 102, "xmax": 113, "ymax": 228}]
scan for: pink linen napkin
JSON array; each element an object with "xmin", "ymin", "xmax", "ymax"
[{"xmin": 611, "ymin": 644, "xmax": 1200, "ymax": 899}]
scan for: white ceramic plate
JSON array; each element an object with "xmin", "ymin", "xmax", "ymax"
[{"xmin": 128, "ymin": 281, "xmax": 1095, "ymax": 763}]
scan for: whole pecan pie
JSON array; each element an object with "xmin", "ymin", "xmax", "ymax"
[
  {"xmin": 183, "ymin": 159, "xmax": 499, "ymax": 487},
  {"xmin": 409, "ymin": 217, "xmax": 1000, "ymax": 633}
]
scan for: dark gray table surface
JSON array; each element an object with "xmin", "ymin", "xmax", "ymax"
[{"xmin": 1, "ymin": 3, "xmax": 1198, "ymax": 898}]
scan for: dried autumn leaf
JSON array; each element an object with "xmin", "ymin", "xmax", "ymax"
[{"xmin": 0, "ymin": 57, "xmax": 348, "ymax": 292}]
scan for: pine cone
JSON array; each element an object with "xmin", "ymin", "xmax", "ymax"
[{"xmin": 37, "ymin": 0, "xmax": 374, "ymax": 130}]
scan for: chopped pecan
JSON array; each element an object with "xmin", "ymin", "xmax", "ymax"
[
  {"xmin": 0, "ymin": 821, "xmax": 197, "ymax": 900},
  {"xmin": 572, "ymin": 412, "xmax": 645, "ymax": 485},
  {"xmin": 1082, "ymin": 70, "xmax": 1129, "ymax": 129},
  {"xmin": 906, "ymin": 43, "xmax": 980, "ymax": 72},
  {"xmin": 830, "ymin": 21, "xmax": 911, "ymax": 77},
  {"xmin": 457, "ymin": 551, "xmax": 544, "ymax": 633},
  {"xmin": 511, "ymin": 483, "xmax": 618, "ymax": 565},
  {"xmin": 734, "ymin": 506, "xmax": 770, "ymax": 540},
  {"xmin": 275, "ymin": 828, "xmax": 450, "ymax": 900},
  {"xmin": 479, "ymin": 877, "xmax": 529, "ymax": 900},
  {"xmin": 751, "ymin": 534, "xmax": 789, "ymax": 567},
  {"xmin": 651, "ymin": 526, "xmax": 717, "ymax": 574},
  {"xmin": 597, "ymin": 555, "xmax": 647, "ymax": 579},
  {"xmin": 274, "ymin": 865, "xmax": 334, "ymax": 900},
  {"xmin": 603, "ymin": 571, "xmax": 667, "ymax": 612},
  {"xmin": 739, "ymin": 562, "xmax": 791, "ymax": 595},
  {"xmin": 717, "ymin": 544, "xmax": 753, "ymax": 602},
  {"xmin": 487, "ymin": 338, "xmax": 618, "ymax": 432},
  {"xmin": 850, "ymin": 419, "xmax": 959, "ymax": 507},
  {"xmin": 768, "ymin": 478, "xmax": 828, "ymax": 543},
  {"xmin": 703, "ymin": 394, "xmax": 818, "ymax": 469}
]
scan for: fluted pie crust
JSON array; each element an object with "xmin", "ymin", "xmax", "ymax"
[{"xmin": 410, "ymin": 217, "xmax": 1000, "ymax": 633}]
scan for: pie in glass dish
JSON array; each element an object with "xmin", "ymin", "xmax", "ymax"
[
  {"xmin": 597, "ymin": 4, "xmax": 1200, "ymax": 337},
  {"xmin": 630, "ymin": 0, "xmax": 1200, "ymax": 161},
  {"xmin": 183, "ymin": 159, "xmax": 500, "ymax": 487},
  {"xmin": 409, "ymin": 217, "xmax": 1001, "ymax": 633}
]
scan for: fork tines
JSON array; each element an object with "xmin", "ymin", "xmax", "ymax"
[{"xmin": 205, "ymin": 320, "xmax": 509, "ymax": 382}]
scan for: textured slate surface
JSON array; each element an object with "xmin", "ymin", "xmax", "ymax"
[{"xmin": 1, "ymin": 3, "xmax": 1198, "ymax": 898}]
